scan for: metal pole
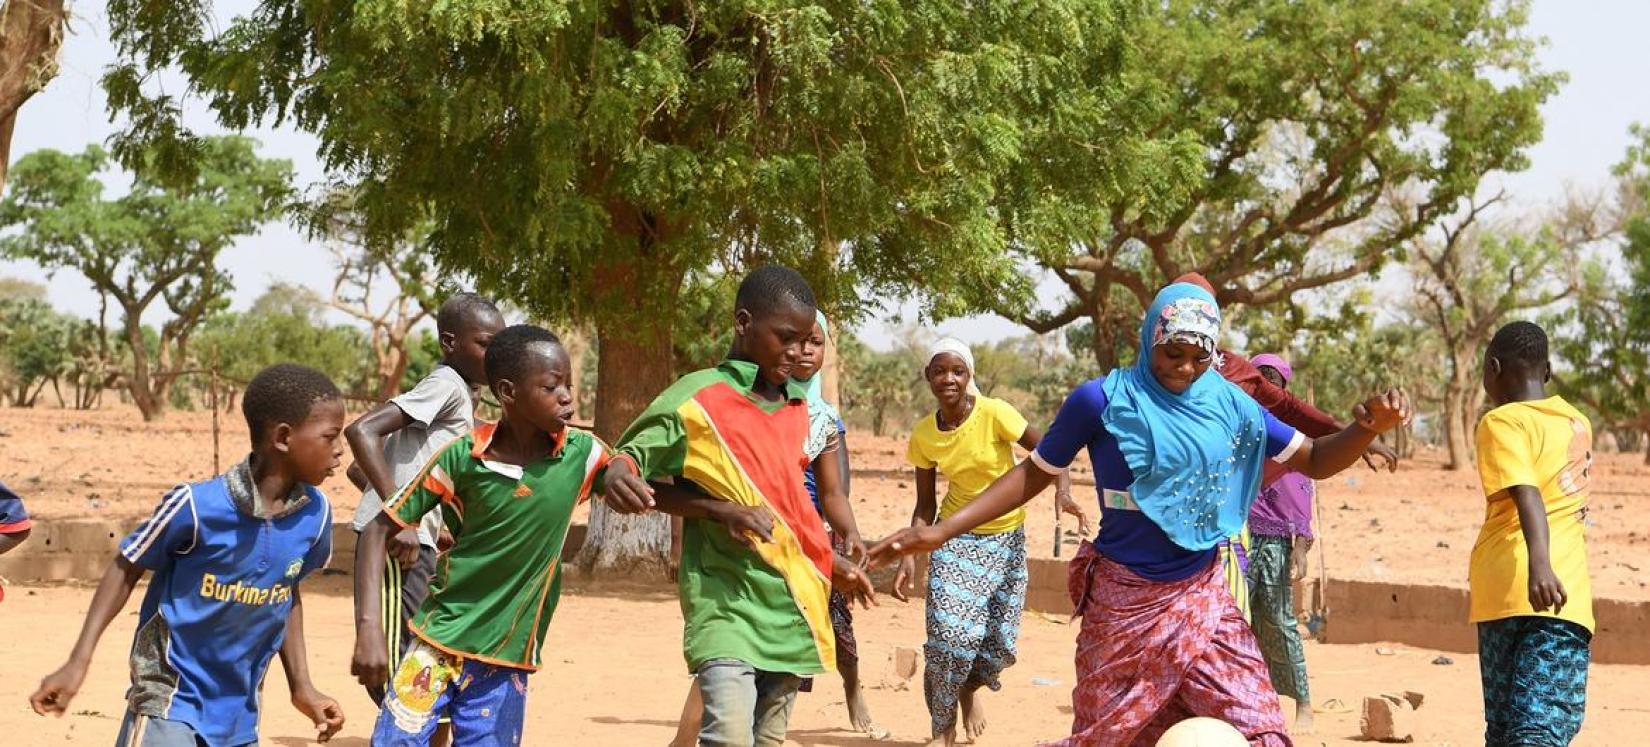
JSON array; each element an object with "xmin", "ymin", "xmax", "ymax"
[{"xmin": 210, "ymin": 346, "xmax": 221, "ymax": 475}]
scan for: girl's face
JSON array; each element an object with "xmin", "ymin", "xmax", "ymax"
[
  {"xmin": 793, "ymin": 322, "xmax": 826, "ymax": 382},
  {"xmin": 926, "ymin": 352, "xmax": 971, "ymax": 406},
  {"xmin": 1149, "ymin": 341, "xmax": 1212, "ymax": 395},
  {"xmin": 1258, "ymin": 365, "xmax": 1288, "ymax": 390}
]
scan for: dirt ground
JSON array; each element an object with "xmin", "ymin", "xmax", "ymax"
[{"xmin": 2, "ymin": 403, "xmax": 1649, "ymax": 745}]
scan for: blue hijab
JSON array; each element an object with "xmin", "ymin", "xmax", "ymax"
[{"xmin": 1099, "ymin": 283, "xmax": 1268, "ymax": 551}]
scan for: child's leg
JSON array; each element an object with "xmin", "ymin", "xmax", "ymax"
[
  {"xmin": 670, "ymin": 678, "xmax": 704, "ymax": 747},
  {"xmin": 696, "ymin": 658, "xmax": 761, "ymax": 747},
  {"xmin": 751, "ymin": 669, "xmax": 805, "ymax": 747},
  {"xmin": 1166, "ymin": 596, "xmax": 1291, "ymax": 747},
  {"xmin": 1503, "ymin": 618, "xmax": 1591, "ymax": 747},
  {"xmin": 924, "ymin": 533, "xmax": 1003, "ymax": 738},
  {"xmin": 962, "ymin": 530, "xmax": 1029, "ymax": 738},
  {"xmin": 1478, "ymin": 619, "xmax": 1522, "ymax": 745},
  {"xmin": 371, "ymin": 640, "xmax": 463, "ymax": 746},
  {"xmin": 1247, "ymin": 535, "xmax": 1310, "ymax": 707},
  {"xmin": 446, "ymin": 661, "xmax": 531, "ymax": 747}
]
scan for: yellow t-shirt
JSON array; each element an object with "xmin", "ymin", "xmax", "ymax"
[
  {"xmin": 1470, "ymin": 396, "xmax": 1594, "ymax": 632},
  {"xmin": 907, "ymin": 395, "xmax": 1029, "ymax": 535}
]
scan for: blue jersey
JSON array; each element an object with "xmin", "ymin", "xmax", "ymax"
[
  {"xmin": 1031, "ymin": 377, "xmax": 1302, "ymax": 581},
  {"xmin": 118, "ymin": 460, "xmax": 332, "ymax": 746},
  {"xmin": 0, "ymin": 479, "xmax": 31, "ymax": 534}
]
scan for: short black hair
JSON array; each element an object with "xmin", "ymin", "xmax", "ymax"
[
  {"xmin": 485, "ymin": 324, "xmax": 564, "ymax": 385},
  {"xmin": 241, "ymin": 363, "xmax": 342, "ymax": 444},
  {"xmin": 734, "ymin": 265, "xmax": 816, "ymax": 319},
  {"xmin": 1488, "ymin": 320, "xmax": 1549, "ymax": 369},
  {"xmin": 437, "ymin": 291, "xmax": 502, "ymax": 335}
]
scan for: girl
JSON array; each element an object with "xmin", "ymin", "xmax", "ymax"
[
  {"xmin": 895, "ymin": 338, "xmax": 1087, "ymax": 747},
  {"xmin": 872, "ymin": 284, "xmax": 1409, "ymax": 745}
]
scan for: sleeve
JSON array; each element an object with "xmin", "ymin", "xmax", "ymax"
[
  {"xmin": 300, "ymin": 494, "xmax": 335, "ymax": 578},
  {"xmin": 118, "ymin": 484, "xmax": 199, "ymax": 570},
  {"xmin": 992, "ymin": 398, "xmax": 1030, "ymax": 444},
  {"xmin": 1221, "ymin": 352, "xmax": 1339, "ymax": 437},
  {"xmin": 906, "ymin": 429, "xmax": 936, "ymax": 469},
  {"xmin": 1476, "ymin": 412, "xmax": 1537, "ymax": 496},
  {"xmin": 615, "ymin": 382, "xmax": 694, "ymax": 480},
  {"xmin": 578, "ymin": 435, "xmax": 615, "ymax": 504},
  {"xmin": 390, "ymin": 368, "xmax": 467, "ymax": 427},
  {"xmin": 1031, "ymin": 379, "xmax": 1107, "ymax": 473},
  {"xmin": 384, "ymin": 441, "xmax": 463, "ymax": 529},
  {"xmin": 1262, "ymin": 411, "xmax": 1306, "ymax": 463},
  {"xmin": 0, "ymin": 481, "xmax": 32, "ymax": 534}
]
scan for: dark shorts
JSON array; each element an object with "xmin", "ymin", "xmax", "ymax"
[
  {"xmin": 1479, "ymin": 616, "xmax": 1591, "ymax": 747},
  {"xmin": 367, "ymin": 544, "xmax": 437, "ymax": 705}
]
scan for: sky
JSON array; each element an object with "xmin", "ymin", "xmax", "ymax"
[{"xmin": 3, "ymin": 0, "xmax": 1648, "ymax": 350}]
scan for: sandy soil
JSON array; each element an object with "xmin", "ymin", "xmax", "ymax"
[
  {"xmin": 4, "ymin": 403, "xmax": 1648, "ymax": 598},
  {"xmin": 3, "ymin": 575, "xmax": 1648, "ymax": 746}
]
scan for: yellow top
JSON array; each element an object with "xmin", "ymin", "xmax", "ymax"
[
  {"xmin": 907, "ymin": 395, "xmax": 1029, "ymax": 535},
  {"xmin": 1470, "ymin": 396, "xmax": 1594, "ymax": 632}
]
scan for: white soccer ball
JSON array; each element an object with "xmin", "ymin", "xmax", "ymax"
[{"xmin": 1154, "ymin": 717, "xmax": 1248, "ymax": 747}]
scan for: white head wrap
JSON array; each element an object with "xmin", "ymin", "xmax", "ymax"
[{"xmin": 926, "ymin": 337, "xmax": 982, "ymax": 396}]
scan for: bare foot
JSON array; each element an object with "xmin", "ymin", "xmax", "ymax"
[
  {"xmin": 924, "ymin": 726, "xmax": 957, "ymax": 747},
  {"xmin": 1293, "ymin": 700, "xmax": 1316, "ymax": 735},
  {"xmin": 961, "ymin": 687, "xmax": 987, "ymax": 742},
  {"xmin": 847, "ymin": 687, "xmax": 890, "ymax": 739}
]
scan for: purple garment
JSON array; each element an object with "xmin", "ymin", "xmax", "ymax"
[{"xmin": 1249, "ymin": 471, "xmax": 1315, "ymax": 539}]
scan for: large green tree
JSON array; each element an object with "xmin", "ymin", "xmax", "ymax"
[
  {"xmin": 104, "ymin": 0, "xmax": 1132, "ymax": 573},
  {"xmin": 993, "ymin": 0, "xmax": 1560, "ymax": 368},
  {"xmin": 0, "ymin": 137, "xmax": 292, "ymax": 420}
]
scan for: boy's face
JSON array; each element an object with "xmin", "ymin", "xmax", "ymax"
[
  {"xmin": 792, "ymin": 321, "xmax": 827, "ymax": 382},
  {"xmin": 925, "ymin": 353, "xmax": 971, "ymax": 408},
  {"xmin": 495, "ymin": 343, "xmax": 575, "ymax": 436},
  {"xmin": 442, "ymin": 310, "xmax": 506, "ymax": 386},
  {"xmin": 734, "ymin": 300, "xmax": 814, "ymax": 387},
  {"xmin": 1149, "ymin": 341, "xmax": 1212, "ymax": 395},
  {"xmin": 274, "ymin": 398, "xmax": 346, "ymax": 485}
]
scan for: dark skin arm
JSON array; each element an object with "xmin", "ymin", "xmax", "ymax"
[
  {"xmin": 30, "ymin": 557, "xmax": 146, "ymax": 716},
  {"xmin": 281, "ymin": 587, "xmax": 345, "ymax": 742},
  {"xmin": 813, "ymin": 441, "xmax": 867, "ymax": 563},
  {"xmin": 344, "ymin": 403, "xmax": 424, "ymax": 567},
  {"xmin": 1279, "ymin": 390, "xmax": 1411, "ymax": 479},
  {"xmin": 350, "ymin": 512, "xmax": 398, "ymax": 691},
  {"xmin": 1505, "ymin": 484, "xmax": 1567, "ymax": 613},
  {"xmin": 890, "ymin": 466, "xmax": 940, "ymax": 601}
]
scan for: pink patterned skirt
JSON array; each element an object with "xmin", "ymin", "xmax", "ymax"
[{"xmin": 1040, "ymin": 544, "xmax": 1291, "ymax": 747}]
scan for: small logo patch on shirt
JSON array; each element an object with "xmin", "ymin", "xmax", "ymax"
[
  {"xmin": 285, "ymin": 559, "xmax": 303, "ymax": 578},
  {"xmin": 513, "ymin": 484, "xmax": 533, "ymax": 498}
]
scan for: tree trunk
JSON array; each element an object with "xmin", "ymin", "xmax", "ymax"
[
  {"xmin": 1086, "ymin": 310, "xmax": 1125, "ymax": 371},
  {"xmin": 1643, "ymin": 427, "xmax": 1650, "ymax": 466},
  {"xmin": 0, "ymin": 0, "xmax": 66, "ymax": 192},
  {"xmin": 123, "ymin": 318, "xmax": 165, "ymax": 421},
  {"xmin": 573, "ymin": 305, "xmax": 677, "ymax": 577}
]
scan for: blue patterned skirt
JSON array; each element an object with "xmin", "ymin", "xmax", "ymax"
[{"xmin": 923, "ymin": 527, "xmax": 1028, "ymax": 736}]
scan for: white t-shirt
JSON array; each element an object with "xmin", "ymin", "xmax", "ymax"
[{"xmin": 350, "ymin": 365, "xmax": 475, "ymax": 547}]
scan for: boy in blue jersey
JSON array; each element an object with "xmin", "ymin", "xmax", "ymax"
[{"xmin": 30, "ymin": 364, "xmax": 349, "ymax": 746}]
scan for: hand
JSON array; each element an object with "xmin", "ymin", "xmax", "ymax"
[
  {"xmin": 1528, "ymin": 562, "xmax": 1568, "ymax": 614},
  {"xmin": 1055, "ymin": 492, "xmax": 1093, "ymax": 538},
  {"xmin": 1361, "ymin": 439, "xmax": 1399, "ymax": 473},
  {"xmin": 602, "ymin": 462, "xmax": 656, "ymax": 514},
  {"xmin": 1290, "ymin": 537, "xmax": 1313, "ymax": 582},
  {"xmin": 868, "ymin": 525, "xmax": 946, "ymax": 565},
  {"xmin": 839, "ymin": 532, "xmax": 869, "ymax": 567},
  {"xmin": 714, "ymin": 504, "xmax": 775, "ymax": 549},
  {"xmin": 291, "ymin": 686, "xmax": 346, "ymax": 742},
  {"xmin": 387, "ymin": 527, "xmax": 422, "ymax": 569},
  {"xmin": 891, "ymin": 556, "xmax": 918, "ymax": 603},
  {"xmin": 1354, "ymin": 388, "xmax": 1411, "ymax": 435},
  {"xmin": 29, "ymin": 660, "xmax": 89, "ymax": 716},
  {"xmin": 832, "ymin": 554, "xmax": 877, "ymax": 609},
  {"xmin": 350, "ymin": 629, "xmax": 390, "ymax": 693},
  {"xmin": 435, "ymin": 529, "xmax": 455, "ymax": 554}
]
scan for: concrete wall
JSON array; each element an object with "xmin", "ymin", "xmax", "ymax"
[{"xmin": 5, "ymin": 520, "xmax": 1645, "ymax": 665}]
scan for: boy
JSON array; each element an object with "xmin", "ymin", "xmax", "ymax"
[
  {"xmin": 0, "ymin": 479, "xmax": 35, "ymax": 602},
  {"xmin": 345, "ymin": 291, "xmax": 503, "ymax": 709},
  {"xmin": 604, "ymin": 265, "xmax": 874, "ymax": 747},
  {"xmin": 30, "ymin": 364, "xmax": 347, "ymax": 746},
  {"xmin": 352, "ymin": 324, "xmax": 621, "ymax": 745},
  {"xmin": 1473, "ymin": 320, "xmax": 1595, "ymax": 747}
]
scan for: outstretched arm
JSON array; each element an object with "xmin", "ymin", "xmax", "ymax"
[
  {"xmin": 874, "ymin": 461, "xmax": 1056, "ymax": 562},
  {"xmin": 813, "ymin": 442, "xmax": 865, "ymax": 562},
  {"xmin": 30, "ymin": 558, "xmax": 146, "ymax": 716},
  {"xmin": 1283, "ymin": 389, "xmax": 1411, "ymax": 479}
]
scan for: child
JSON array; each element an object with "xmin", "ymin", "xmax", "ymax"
[
  {"xmin": 0, "ymin": 478, "xmax": 35, "ymax": 602},
  {"xmin": 1472, "ymin": 320, "xmax": 1595, "ymax": 747},
  {"xmin": 345, "ymin": 291, "xmax": 503, "ymax": 710},
  {"xmin": 30, "ymin": 364, "xmax": 347, "ymax": 746},
  {"xmin": 1246, "ymin": 353, "xmax": 1317, "ymax": 733},
  {"xmin": 604, "ymin": 265, "xmax": 874, "ymax": 747},
  {"xmin": 896, "ymin": 337, "xmax": 1084, "ymax": 747},
  {"xmin": 353, "ymin": 324, "xmax": 620, "ymax": 745}
]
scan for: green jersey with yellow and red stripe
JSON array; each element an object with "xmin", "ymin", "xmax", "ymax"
[
  {"xmin": 383, "ymin": 422, "xmax": 610, "ymax": 670},
  {"xmin": 615, "ymin": 359, "xmax": 834, "ymax": 676}
]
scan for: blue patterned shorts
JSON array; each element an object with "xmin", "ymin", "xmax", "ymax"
[{"xmin": 1478, "ymin": 616, "xmax": 1591, "ymax": 747}]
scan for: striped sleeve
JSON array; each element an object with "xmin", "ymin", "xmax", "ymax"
[
  {"xmin": 578, "ymin": 434, "xmax": 615, "ymax": 504},
  {"xmin": 617, "ymin": 372, "xmax": 719, "ymax": 479},
  {"xmin": 119, "ymin": 484, "xmax": 199, "ymax": 570},
  {"xmin": 384, "ymin": 439, "xmax": 465, "ymax": 531}
]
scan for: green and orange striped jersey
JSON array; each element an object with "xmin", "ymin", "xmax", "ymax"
[
  {"xmin": 616, "ymin": 359, "xmax": 835, "ymax": 676},
  {"xmin": 384, "ymin": 422, "xmax": 610, "ymax": 670}
]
